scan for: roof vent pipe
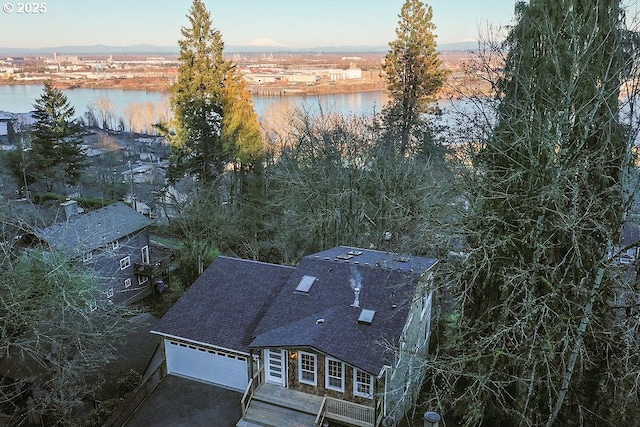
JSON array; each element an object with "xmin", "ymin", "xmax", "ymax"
[{"xmin": 351, "ymin": 288, "xmax": 360, "ymax": 308}]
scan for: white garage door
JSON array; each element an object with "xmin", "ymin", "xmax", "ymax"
[{"xmin": 164, "ymin": 340, "xmax": 249, "ymax": 391}]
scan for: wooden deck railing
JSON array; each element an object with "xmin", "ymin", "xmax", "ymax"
[
  {"xmin": 375, "ymin": 398, "xmax": 384, "ymax": 426},
  {"xmin": 315, "ymin": 396, "xmax": 328, "ymax": 427},
  {"xmin": 315, "ymin": 396, "xmax": 375, "ymax": 427},
  {"xmin": 241, "ymin": 367, "xmax": 264, "ymax": 416}
]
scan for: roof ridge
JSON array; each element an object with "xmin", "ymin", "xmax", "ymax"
[{"xmin": 217, "ymin": 255, "xmax": 297, "ymax": 270}]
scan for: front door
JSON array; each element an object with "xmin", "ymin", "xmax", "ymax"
[{"xmin": 265, "ymin": 349, "xmax": 286, "ymax": 386}]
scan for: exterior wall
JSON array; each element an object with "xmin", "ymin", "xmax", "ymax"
[
  {"xmin": 384, "ymin": 273, "xmax": 434, "ymax": 423},
  {"xmin": 281, "ymin": 348, "xmax": 377, "ymax": 408},
  {"xmin": 82, "ymin": 227, "xmax": 152, "ymax": 304}
]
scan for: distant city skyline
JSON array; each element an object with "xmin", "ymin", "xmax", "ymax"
[{"xmin": 0, "ymin": 0, "xmax": 520, "ymax": 50}]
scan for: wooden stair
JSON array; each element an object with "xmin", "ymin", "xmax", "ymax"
[{"xmin": 237, "ymin": 383, "xmax": 323, "ymax": 427}]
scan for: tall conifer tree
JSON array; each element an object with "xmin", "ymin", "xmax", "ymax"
[
  {"xmin": 169, "ymin": 0, "xmax": 262, "ymax": 186},
  {"xmin": 169, "ymin": 0, "xmax": 230, "ymax": 184},
  {"xmin": 382, "ymin": 0, "xmax": 447, "ymax": 155},
  {"xmin": 31, "ymin": 80, "xmax": 85, "ymax": 191}
]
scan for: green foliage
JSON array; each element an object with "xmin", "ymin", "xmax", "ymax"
[
  {"xmin": 77, "ymin": 397, "xmax": 123, "ymax": 427},
  {"xmin": 169, "ymin": 184, "xmax": 224, "ymax": 284},
  {"xmin": 221, "ymin": 70, "xmax": 264, "ymax": 168},
  {"xmin": 169, "ymin": 0, "xmax": 263, "ymax": 188},
  {"xmin": 115, "ymin": 369, "xmax": 143, "ymax": 396},
  {"xmin": 428, "ymin": 1, "xmax": 640, "ymax": 426},
  {"xmin": 30, "ymin": 80, "xmax": 87, "ymax": 191},
  {"xmin": 169, "ymin": 0, "xmax": 230, "ymax": 184},
  {"xmin": 382, "ymin": 0, "xmax": 448, "ymax": 154}
]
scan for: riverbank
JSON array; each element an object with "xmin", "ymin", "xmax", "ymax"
[
  {"xmin": 0, "ymin": 78, "xmax": 489, "ymax": 101},
  {"xmin": 0, "ymin": 76, "xmax": 170, "ymax": 92},
  {"xmin": 0, "ymin": 76, "xmax": 390, "ymax": 97}
]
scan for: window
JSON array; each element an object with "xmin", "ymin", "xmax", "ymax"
[
  {"xmin": 111, "ymin": 240, "xmax": 120, "ymax": 250},
  {"xmin": 82, "ymin": 251, "xmax": 92, "ymax": 262},
  {"xmin": 138, "ymin": 275, "xmax": 149, "ymax": 285},
  {"xmin": 106, "ymin": 287, "xmax": 114, "ymax": 299},
  {"xmin": 325, "ymin": 358, "xmax": 344, "ymax": 392},
  {"xmin": 354, "ymin": 369, "xmax": 374, "ymax": 398},
  {"xmin": 141, "ymin": 245, "xmax": 150, "ymax": 264},
  {"xmin": 120, "ymin": 256, "xmax": 131, "ymax": 270},
  {"xmin": 124, "ymin": 278, "xmax": 132, "ymax": 288},
  {"xmin": 299, "ymin": 352, "xmax": 317, "ymax": 386}
]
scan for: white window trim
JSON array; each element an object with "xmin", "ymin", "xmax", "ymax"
[
  {"xmin": 141, "ymin": 245, "xmax": 150, "ymax": 264},
  {"xmin": 421, "ymin": 292, "xmax": 432, "ymax": 320},
  {"xmin": 299, "ymin": 351, "xmax": 317, "ymax": 386},
  {"xmin": 106, "ymin": 287, "xmax": 114, "ymax": 299},
  {"xmin": 120, "ymin": 256, "xmax": 131, "ymax": 270},
  {"xmin": 325, "ymin": 358, "xmax": 344, "ymax": 392},
  {"xmin": 138, "ymin": 275, "xmax": 149, "ymax": 285},
  {"xmin": 124, "ymin": 278, "xmax": 132, "ymax": 288},
  {"xmin": 111, "ymin": 239, "xmax": 120, "ymax": 250},
  {"xmin": 353, "ymin": 368, "xmax": 374, "ymax": 399},
  {"xmin": 82, "ymin": 251, "xmax": 92, "ymax": 262}
]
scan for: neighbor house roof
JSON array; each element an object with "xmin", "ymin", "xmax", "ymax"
[
  {"xmin": 151, "ymin": 256, "xmax": 295, "ymax": 354},
  {"xmin": 35, "ymin": 201, "xmax": 152, "ymax": 257},
  {"xmin": 250, "ymin": 246, "xmax": 437, "ymax": 374}
]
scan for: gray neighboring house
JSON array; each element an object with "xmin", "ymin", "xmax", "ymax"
[
  {"xmin": 34, "ymin": 201, "xmax": 154, "ymax": 304},
  {"xmin": 151, "ymin": 246, "xmax": 438, "ymax": 427}
]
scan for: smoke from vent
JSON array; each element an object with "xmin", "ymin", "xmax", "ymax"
[{"xmin": 349, "ymin": 265, "xmax": 362, "ymax": 291}]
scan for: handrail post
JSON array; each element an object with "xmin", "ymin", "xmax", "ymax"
[{"xmin": 315, "ymin": 396, "xmax": 327, "ymax": 427}]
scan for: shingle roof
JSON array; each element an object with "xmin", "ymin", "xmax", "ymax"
[
  {"xmin": 250, "ymin": 246, "xmax": 437, "ymax": 374},
  {"xmin": 35, "ymin": 201, "xmax": 152, "ymax": 256},
  {"xmin": 151, "ymin": 256, "xmax": 294, "ymax": 353},
  {"xmin": 152, "ymin": 247, "xmax": 437, "ymax": 376}
]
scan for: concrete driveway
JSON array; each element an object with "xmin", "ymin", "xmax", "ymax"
[{"xmin": 125, "ymin": 375, "xmax": 243, "ymax": 427}]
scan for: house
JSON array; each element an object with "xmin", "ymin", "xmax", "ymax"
[
  {"xmin": 0, "ymin": 111, "xmax": 16, "ymax": 142},
  {"xmin": 611, "ymin": 222, "xmax": 640, "ymax": 265},
  {"xmin": 151, "ymin": 246, "xmax": 437, "ymax": 427},
  {"xmin": 34, "ymin": 201, "xmax": 154, "ymax": 304}
]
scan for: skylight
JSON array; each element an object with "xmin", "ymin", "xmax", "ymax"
[
  {"xmin": 358, "ymin": 309, "xmax": 376, "ymax": 325},
  {"xmin": 295, "ymin": 275, "xmax": 316, "ymax": 294}
]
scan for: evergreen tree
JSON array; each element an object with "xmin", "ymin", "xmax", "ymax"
[
  {"xmin": 382, "ymin": 0, "xmax": 447, "ymax": 155},
  {"xmin": 31, "ymin": 80, "xmax": 85, "ymax": 191},
  {"xmin": 221, "ymin": 68, "xmax": 264, "ymax": 202},
  {"xmin": 221, "ymin": 70, "xmax": 263, "ymax": 169},
  {"xmin": 430, "ymin": 1, "xmax": 640, "ymax": 425},
  {"xmin": 169, "ymin": 0, "xmax": 232, "ymax": 185}
]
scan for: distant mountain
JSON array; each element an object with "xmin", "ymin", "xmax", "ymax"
[
  {"xmin": 0, "ymin": 41, "xmax": 480, "ymax": 56},
  {"xmin": 438, "ymin": 41, "xmax": 483, "ymax": 51}
]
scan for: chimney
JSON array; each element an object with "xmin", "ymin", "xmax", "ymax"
[{"xmin": 60, "ymin": 200, "xmax": 79, "ymax": 221}]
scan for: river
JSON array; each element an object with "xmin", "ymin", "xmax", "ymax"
[{"xmin": 0, "ymin": 84, "xmax": 390, "ymax": 123}]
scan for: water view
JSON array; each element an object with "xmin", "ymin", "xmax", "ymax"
[{"xmin": 0, "ymin": 84, "xmax": 389, "ymax": 127}]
